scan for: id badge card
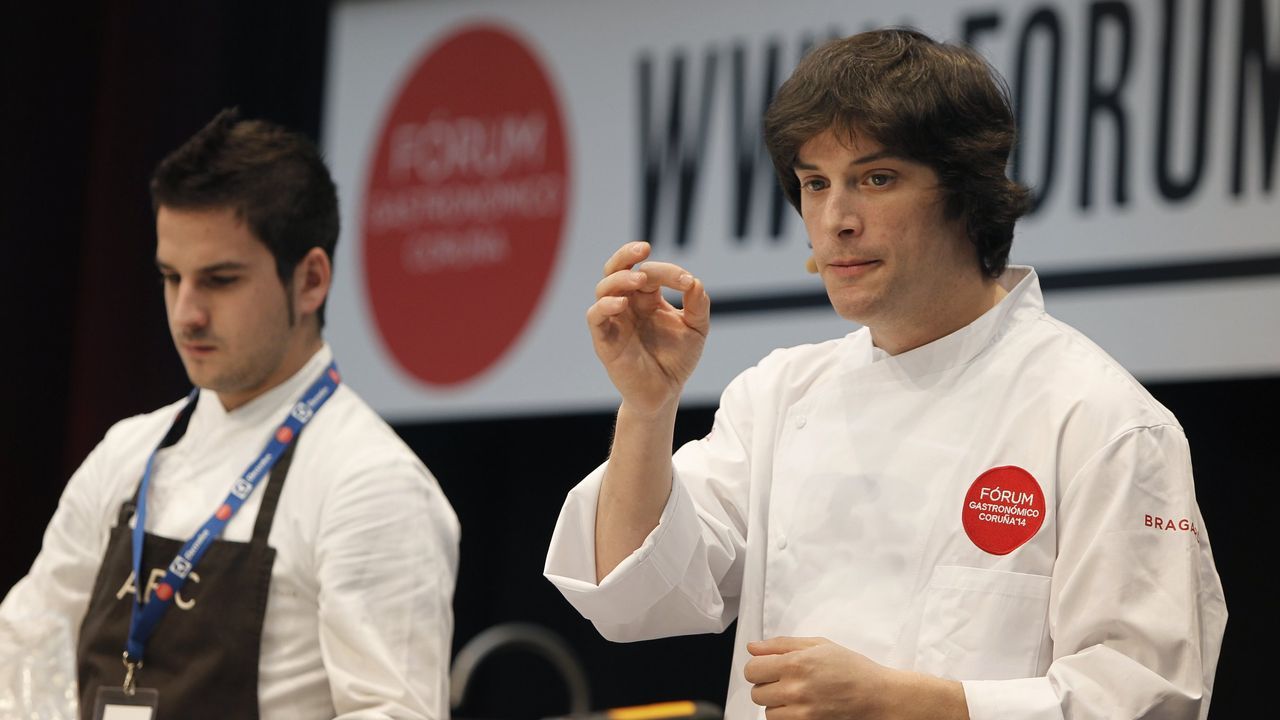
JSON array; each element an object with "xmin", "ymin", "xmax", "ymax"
[{"xmin": 92, "ymin": 686, "xmax": 159, "ymax": 720}]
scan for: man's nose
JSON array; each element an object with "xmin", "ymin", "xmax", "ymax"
[
  {"xmin": 171, "ymin": 282, "xmax": 209, "ymax": 331},
  {"xmin": 823, "ymin": 188, "xmax": 862, "ymax": 239}
]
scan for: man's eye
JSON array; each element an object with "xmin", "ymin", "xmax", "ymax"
[
  {"xmin": 868, "ymin": 173, "xmax": 894, "ymax": 187},
  {"xmin": 801, "ymin": 178, "xmax": 828, "ymax": 192},
  {"xmin": 159, "ymin": 274, "xmax": 179, "ymax": 286},
  {"xmin": 206, "ymin": 275, "xmax": 239, "ymax": 287}
]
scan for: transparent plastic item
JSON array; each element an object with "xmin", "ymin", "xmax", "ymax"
[{"xmin": 0, "ymin": 613, "xmax": 80, "ymax": 719}]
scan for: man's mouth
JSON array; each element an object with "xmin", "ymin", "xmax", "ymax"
[
  {"xmin": 825, "ymin": 259, "xmax": 881, "ymax": 275},
  {"xmin": 180, "ymin": 341, "xmax": 218, "ymax": 356}
]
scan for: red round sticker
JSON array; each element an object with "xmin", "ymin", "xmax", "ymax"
[
  {"xmin": 961, "ymin": 466, "xmax": 1046, "ymax": 555},
  {"xmin": 155, "ymin": 583, "xmax": 174, "ymax": 602},
  {"xmin": 275, "ymin": 426, "xmax": 294, "ymax": 444},
  {"xmin": 215, "ymin": 504, "xmax": 232, "ymax": 522},
  {"xmin": 362, "ymin": 24, "xmax": 569, "ymax": 386}
]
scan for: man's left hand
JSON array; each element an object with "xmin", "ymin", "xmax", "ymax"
[{"xmin": 744, "ymin": 636, "xmax": 968, "ymax": 720}]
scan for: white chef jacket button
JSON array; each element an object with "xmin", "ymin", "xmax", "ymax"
[
  {"xmin": 776, "ymin": 534, "xmax": 788, "ymax": 550},
  {"xmin": 794, "ymin": 415, "xmax": 806, "ymax": 429}
]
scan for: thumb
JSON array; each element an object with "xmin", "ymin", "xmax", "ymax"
[{"xmin": 680, "ymin": 277, "xmax": 710, "ymax": 335}]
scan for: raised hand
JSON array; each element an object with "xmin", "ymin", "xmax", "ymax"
[{"xmin": 587, "ymin": 241, "xmax": 710, "ymax": 415}]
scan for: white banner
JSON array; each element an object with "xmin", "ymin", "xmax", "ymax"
[{"xmin": 323, "ymin": 0, "xmax": 1280, "ymax": 421}]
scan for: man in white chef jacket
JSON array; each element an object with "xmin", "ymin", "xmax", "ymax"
[
  {"xmin": 544, "ymin": 29, "xmax": 1226, "ymax": 720},
  {"xmin": 1, "ymin": 109, "xmax": 459, "ymax": 719}
]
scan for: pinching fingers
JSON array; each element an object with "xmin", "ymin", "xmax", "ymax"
[
  {"xmin": 595, "ymin": 268, "xmax": 648, "ymax": 300},
  {"xmin": 680, "ymin": 277, "xmax": 710, "ymax": 334},
  {"xmin": 586, "ymin": 296, "xmax": 632, "ymax": 350},
  {"xmin": 587, "ymin": 295, "xmax": 628, "ymax": 325},
  {"xmin": 602, "ymin": 241, "xmax": 650, "ymax": 276},
  {"xmin": 632, "ymin": 261, "xmax": 694, "ymax": 293}
]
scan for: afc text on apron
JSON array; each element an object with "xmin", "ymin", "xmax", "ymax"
[{"xmin": 75, "ymin": 398, "xmax": 300, "ymax": 720}]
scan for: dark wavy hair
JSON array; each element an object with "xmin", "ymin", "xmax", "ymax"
[
  {"xmin": 150, "ymin": 108, "xmax": 340, "ymax": 326},
  {"xmin": 763, "ymin": 28, "xmax": 1030, "ymax": 276}
]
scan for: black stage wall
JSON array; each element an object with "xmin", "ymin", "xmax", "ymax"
[{"xmin": 1, "ymin": 3, "xmax": 1270, "ymax": 717}]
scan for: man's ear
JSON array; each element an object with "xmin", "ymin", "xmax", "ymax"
[{"xmin": 292, "ymin": 247, "xmax": 332, "ymax": 322}]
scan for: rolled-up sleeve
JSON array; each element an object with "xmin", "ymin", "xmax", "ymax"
[
  {"xmin": 545, "ymin": 366, "xmax": 762, "ymax": 643},
  {"xmin": 544, "ymin": 462, "xmax": 730, "ymax": 641}
]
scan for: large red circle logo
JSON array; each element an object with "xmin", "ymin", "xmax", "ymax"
[
  {"xmin": 961, "ymin": 466, "xmax": 1046, "ymax": 555},
  {"xmin": 362, "ymin": 24, "xmax": 569, "ymax": 386}
]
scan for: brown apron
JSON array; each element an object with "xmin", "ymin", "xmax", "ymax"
[{"xmin": 75, "ymin": 399, "xmax": 299, "ymax": 720}]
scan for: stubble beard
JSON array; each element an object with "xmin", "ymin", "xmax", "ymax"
[{"xmin": 174, "ymin": 307, "xmax": 295, "ymax": 402}]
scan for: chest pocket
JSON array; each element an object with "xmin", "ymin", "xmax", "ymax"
[{"xmin": 913, "ymin": 565, "xmax": 1051, "ymax": 681}]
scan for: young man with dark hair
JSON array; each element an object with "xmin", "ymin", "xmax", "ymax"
[
  {"xmin": 1, "ymin": 109, "xmax": 460, "ymax": 719},
  {"xmin": 545, "ymin": 29, "xmax": 1225, "ymax": 719}
]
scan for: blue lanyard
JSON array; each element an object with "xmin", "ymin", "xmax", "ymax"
[{"xmin": 124, "ymin": 361, "xmax": 341, "ymax": 665}]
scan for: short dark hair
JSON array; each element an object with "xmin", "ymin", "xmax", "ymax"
[
  {"xmin": 763, "ymin": 28, "xmax": 1030, "ymax": 276},
  {"xmin": 150, "ymin": 108, "xmax": 340, "ymax": 326}
]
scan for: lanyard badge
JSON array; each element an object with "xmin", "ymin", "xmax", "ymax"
[
  {"xmin": 115, "ymin": 362, "xmax": 341, "ymax": 697},
  {"xmin": 92, "ymin": 685, "xmax": 159, "ymax": 720}
]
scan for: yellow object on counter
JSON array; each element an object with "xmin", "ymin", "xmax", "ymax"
[{"xmin": 606, "ymin": 700, "xmax": 698, "ymax": 719}]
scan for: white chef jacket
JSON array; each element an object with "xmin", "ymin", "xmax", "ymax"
[
  {"xmin": 1, "ymin": 344, "xmax": 460, "ymax": 719},
  {"xmin": 545, "ymin": 267, "xmax": 1226, "ymax": 720}
]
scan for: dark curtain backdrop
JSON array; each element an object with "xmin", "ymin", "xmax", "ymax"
[{"xmin": 1, "ymin": 2, "xmax": 1269, "ymax": 717}]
